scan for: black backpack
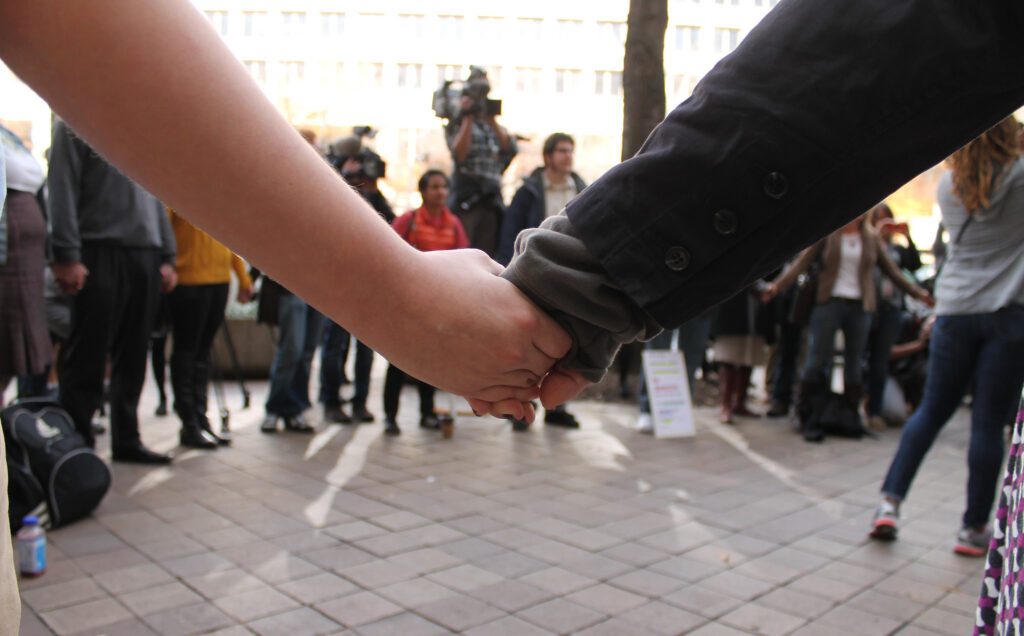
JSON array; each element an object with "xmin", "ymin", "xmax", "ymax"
[
  {"xmin": 798, "ymin": 381, "xmax": 869, "ymax": 443},
  {"xmin": 2, "ymin": 399, "xmax": 111, "ymax": 532}
]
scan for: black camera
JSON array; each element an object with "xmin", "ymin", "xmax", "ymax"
[
  {"xmin": 327, "ymin": 127, "xmax": 386, "ymax": 181},
  {"xmin": 432, "ymin": 66, "xmax": 502, "ymax": 121}
]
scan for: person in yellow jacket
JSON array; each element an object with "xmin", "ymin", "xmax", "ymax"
[{"xmin": 168, "ymin": 209, "xmax": 252, "ymax": 448}]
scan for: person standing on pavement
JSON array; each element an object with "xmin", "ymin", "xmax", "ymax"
[
  {"xmin": 166, "ymin": 208, "xmax": 252, "ymax": 448},
  {"xmin": 871, "ymin": 117, "xmax": 1024, "ymax": 557},
  {"xmin": 383, "ymin": 170, "xmax": 470, "ymax": 436},
  {"xmin": 48, "ymin": 119, "xmax": 177, "ymax": 464},
  {"xmin": 499, "ymin": 133, "xmax": 587, "ymax": 430}
]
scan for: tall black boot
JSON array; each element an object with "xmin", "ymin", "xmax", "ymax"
[
  {"xmin": 194, "ymin": 360, "xmax": 230, "ymax": 445},
  {"xmin": 797, "ymin": 377, "xmax": 826, "ymax": 442},
  {"xmin": 172, "ymin": 355, "xmax": 217, "ymax": 450}
]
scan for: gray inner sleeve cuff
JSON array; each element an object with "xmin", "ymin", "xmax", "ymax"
[{"xmin": 501, "ymin": 213, "xmax": 663, "ymax": 383}]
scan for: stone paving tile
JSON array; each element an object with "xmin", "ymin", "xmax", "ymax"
[
  {"xmin": 617, "ymin": 600, "xmax": 706, "ymax": 636},
  {"xmin": 351, "ymin": 611, "xmax": 448, "ymax": 636},
  {"xmin": 337, "ymin": 558, "xmax": 417, "ymax": 589},
  {"xmin": 684, "ymin": 623, "xmax": 749, "ymax": 636},
  {"xmin": 214, "ymin": 586, "xmax": 301, "ymax": 622},
  {"xmin": 375, "ymin": 577, "xmax": 459, "ymax": 608},
  {"xmin": 20, "ymin": 577, "xmax": 107, "ymax": 612},
  {"xmin": 518, "ymin": 566, "xmax": 596, "ymax": 595},
  {"xmin": 142, "ymin": 601, "xmax": 236, "ymax": 636},
  {"xmin": 40, "ymin": 597, "xmax": 133, "ymax": 635},
  {"xmin": 183, "ymin": 568, "xmax": 269, "ymax": 599},
  {"xmin": 661, "ymin": 584, "xmax": 746, "ymax": 619},
  {"xmin": 414, "ymin": 594, "xmax": 506, "ymax": 631},
  {"xmin": 247, "ymin": 607, "xmax": 341, "ymax": 636},
  {"xmin": 465, "ymin": 579, "xmax": 552, "ymax": 613},
  {"xmin": 93, "ymin": 562, "xmax": 175, "ymax": 595},
  {"xmin": 516, "ymin": 597, "xmax": 606, "ymax": 634},
  {"xmin": 910, "ymin": 605, "xmax": 976, "ymax": 635},
  {"xmin": 463, "ymin": 615, "xmax": 555, "ymax": 636},
  {"xmin": 315, "ymin": 591, "xmax": 403, "ymax": 628},
  {"xmin": 718, "ymin": 602, "xmax": 808, "ymax": 636},
  {"xmin": 815, "ymin": 604, "xmax": 904, "ymax": 636},
  {"xmin": 567, "ymin": 583, "xmax": 648, "ymax": 614},
  {"xmin": 607, "ymin": 568, "xmax": 688, "ymax": 597},
  {"xmin": 754, "ymin": 587, "xmax": 835, "ymax": 621},
  {"xmin": 118, "ymin": 581, "xmax": 205, "ymax": 616},
  {"xmin": 277, "ymin": 572, "xmax": 359, "ymax": 605}
]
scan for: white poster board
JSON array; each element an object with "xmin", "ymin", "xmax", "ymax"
[{"xmin": 641, "ymin": 349, "xmax": 696, "ymax": 438}]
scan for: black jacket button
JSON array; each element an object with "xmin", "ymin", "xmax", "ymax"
[
  {"xmin": 763, "ymin": 171, "xmax": 789, "ymax": 199},
  {"xmin": 665, "ymin": 246, "xmax": 691, "ymax": 272},
  {"xmin": 713, "ymin": 209, "xmax": 738, "ymax": 235}
]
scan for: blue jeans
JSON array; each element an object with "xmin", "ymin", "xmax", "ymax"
[
  {"xmin": 881, "ymin": 309, "xmax": 1024, "ymax": 527},
  {"xmin": 770, "ymin": 319, "xmax": 804, "ymax": 408},
  {"xmin": 265, "ymin": 294, "xmax": 326, "ymax": 418},
  {"xmin": 801, "ymin": 298, "xmax": 872, "ymax": 390},
  {"xmin": 866, "ymin": 303, "xmax": 904, "ymax": 416},
  {"xmin": 319, "ymin": 323, "xmax": 374, "ymax": 409}
]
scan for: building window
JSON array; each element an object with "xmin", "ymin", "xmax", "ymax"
[
  {"xmin": 243, "ymin": 60, "xmax": 266, "ymax": 84},
  {"xmin": 514, "ymin": 67, "xmax": 543, "ymax": 93},
  {"xmin": 398, "ymin": 14, "xmax": 425, "ymax": 39},
  {"xmin": 675, "ymin": 26, "xmax": 701, "ymax": 51},
  {"xmin": 436, "ymin": 64, "xmax": 463, "ymax": 84},
  {"xmin": 438, "ymin": 15, "xmax": 464, "ymax": 40},
  {"xmin": 358, "ymin": 13, "xmax": 387, "ymax": 38},
  {"xmin": 242, "ymin": 11, "xmax": 267, "ymax": 37},
  {"xmin": 555, "ymin": 68, "xmax": 582, "ymax": 94},
  {"xmin": 281, "ymin": 12, "xmax": 306, "ymax": 37},
  {"xmin": 517, "ymin": 18, "xmax": 543, "ymax": 42},
  {"xmin": 477, "ymin": 16, "xmax": 504, "ymax": 41},
  {"xmin": 397, "ymin": 63, "xmax": 423, "ymax": 88},
  {"xmin": 556, "ymin": 19, "xmax": 584, "ymax": 41},
  {"xmin": 595, "ymin": 70, "xmax": 622, "ymax": 95},
  {"xmin": 205, "ymin": 11, "xmax": 229, "ymax": 36},
  {"xmin": 714, "ymin": 27, "xmax": 740, "ymax": 52},
  {"xmin": 282, "ymin": 61, "xmax": 305, "ymax": 83},
  {"xmin": 360, "ymin": 62, "xmax": 384, "ymax": 87},
  {"xmin": 321, "ymin": 12, "xmax": 345, "ymax": 37},
  {"xmin": 598, "ymin": 21, "xmax": 626, "ymax": 46}
]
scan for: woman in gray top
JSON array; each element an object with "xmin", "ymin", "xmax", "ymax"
[{"xmin": 870, "ymin": 117, "xmax": 1024, "ymax": 557}]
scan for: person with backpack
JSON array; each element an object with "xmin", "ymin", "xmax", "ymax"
[
  {"xmin": 383, "ymin": 170, "xmax": 469, "ymax": 436},
  {"xmin": 870, "ymin": 117, "xmax": 1024, "ymax": 559}
]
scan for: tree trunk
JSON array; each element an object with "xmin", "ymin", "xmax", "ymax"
[{"xmin": 622, "ymin": 0, "xmax": 669, "ymax": 161}]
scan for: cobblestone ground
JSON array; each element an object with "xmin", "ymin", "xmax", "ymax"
[{"xmin": 15, "ymin": 374, "xmax": 984, "ymax": 635}]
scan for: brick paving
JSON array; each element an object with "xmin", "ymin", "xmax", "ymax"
[{"xmin": 14, "ymin": 375, "xmax": 984, "ymax": 635}]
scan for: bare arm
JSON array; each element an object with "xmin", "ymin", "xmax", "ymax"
[
  {"xmin": 0, "ymin": 0, "xmax": 569, "ymax": 403},
  {"xmin": 450, "ymin": 116, "xmax": 475, "ymax": 164}
]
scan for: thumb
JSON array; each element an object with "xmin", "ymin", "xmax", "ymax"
[{"xmin": 539, "ymin": 368, "xmax": 590, "ymax": 409}]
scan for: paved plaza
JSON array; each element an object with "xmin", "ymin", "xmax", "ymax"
[{"xmin": 14, "ymin": 375, "xmax": 984, "ymax": 635}]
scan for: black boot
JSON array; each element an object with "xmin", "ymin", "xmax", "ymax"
[
  {"xmin": 194, "ymin": 360, "xmax": 230, "ymax": 445},
  {"xmin": 172, "ymin": 355, "xmax": 217, "ymax": 450}
]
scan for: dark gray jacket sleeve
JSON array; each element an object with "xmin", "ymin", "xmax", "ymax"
[
  {"xmin": 46, "ymin": 121, "xmax": 84, "ymax": 263},
  {"xmin": 505, "ymin": 0, "xmax": 1024, "ymax": 373},
  {"xmin": 157, "ymin": 204, "xmax": 176, "ymax": 265}
]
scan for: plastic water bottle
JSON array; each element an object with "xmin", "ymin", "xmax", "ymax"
[{"xmin": 16, "ymin": 515, "xmax": 46, "ymax": 578}]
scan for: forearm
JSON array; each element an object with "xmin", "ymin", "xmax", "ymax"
[
  {"xmin": 0, "ymin": 0, "xmax": 423, "ymax": 349},
  {"xmin": 451, "ymin": 118, "xmax": 473, "ymax": 163}
]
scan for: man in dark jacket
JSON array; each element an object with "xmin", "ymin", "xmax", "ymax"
[
  {"xmin": 498, "ymin": 133, "xmax": 586, "ymax": 267},
  {"xmin": 499, "ymin": 133, "xmax": 586, "ymax": 429},
  {"xmin": 48, "ymin": 120, "xmax": 177, "ymax": 464}
]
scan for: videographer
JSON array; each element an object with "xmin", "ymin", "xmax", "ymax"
[
  {"xmin": 444, "ymin": 69, "xmax": 517, "ymax": 257},
  {"xmin": 319, "ymin": 134, "xmax": 394, "ymax": 425}
]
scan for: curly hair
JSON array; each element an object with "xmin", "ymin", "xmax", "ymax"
[{"xmin": 948, "ymin": 116, "xmax": 1022, "ymax": 214}]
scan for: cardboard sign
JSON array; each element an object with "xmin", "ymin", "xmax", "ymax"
[{"xmin": 642, "ymin": 349, "xmax": 696, "ymax": 438}]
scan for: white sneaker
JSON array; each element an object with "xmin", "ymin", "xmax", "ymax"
[{"xmin": 635, "ymin": 413, "xmax": 654, "ymax": 434}]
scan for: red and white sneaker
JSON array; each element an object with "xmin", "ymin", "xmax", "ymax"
[
  {"xmin": 953, "ymin": 526, "xmax": 991, "ymax": 557},
  {"xmin": 869, "ymin": 500, "xmax": 899, "ymax": 541}
]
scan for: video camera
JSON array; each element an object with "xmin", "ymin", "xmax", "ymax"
[
  {"xmin": 327, "ymin": 126, "xmax": 386, "ymax": 181},
  {"xmin": 432, "ymin": 66, "xmax": 502, "ymax": 121}
]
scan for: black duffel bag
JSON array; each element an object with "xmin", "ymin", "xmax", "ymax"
[{"xmin": 2, "ymin": 398, "xmax": 110, "ymax": 532}]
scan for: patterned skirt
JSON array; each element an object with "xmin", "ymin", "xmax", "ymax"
[{"xmin": 976, "ymin": 392, "xmax": 1024, "ymax": 635}]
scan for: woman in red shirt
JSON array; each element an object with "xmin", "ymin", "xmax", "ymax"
[{"xmin": 384, "ymin": 171, "xmax": 469, "ymax": 436}]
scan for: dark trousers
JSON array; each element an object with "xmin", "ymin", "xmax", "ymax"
[
  {"xmin": 383, "ymin": 363, "xmax": 435, "ymax": 421},
  {"xmin": 866, "ymin": 303, "xmax": 904, "ymax": 417},
  {"xmin": 169, "ymin": 283, "xmax": 228, "ymax": 429},
  {"xmin": 770, "ymin": 319, "xmax": 805, "ymax": 408},
  {"xmin": 881, "ymin": 311, "xmax": 1024, "ymax": 528},
  {"xmin": 60, "ymin": 245, "xmax": 162, "ymax": 450},
  {"xmin": 454, "ymin": 201, "xmax": 500, "ymax": 258},
  {"xmin": 320, "ymin": 322, "xmax": 373, "ymax": 409}
]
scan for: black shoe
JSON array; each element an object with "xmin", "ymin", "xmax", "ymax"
[
  {"xmin": 766, "ymin": 402, "xmax": 789, "ymax": 418},
  {"xmin": 512, "ymin": 419, "xmax": 530, "ymax": 432},
  {"xmin": 351, "ymin": 404, "xmax": 375, "ymax": 423},
  {"xmin": 384, "ymin": 418, "xmax": 401, "ymax": 436},
  {"xmin": 544, "ymin": 409, "xmax": 580, "ymax": 428},
  {"xmin": 420, "ymin": 414, "xmax": 441, "ymax": 429},
  {"xmin": 284, "ymin": 414, "xmax": 316, "ymax": 433},
  {"xmin": 261, "ymin": 415, "xmax": 279, "ymax": 433},
  {"xmin": 323, "ymin": 404, "xmax": 352, "ymax": 424},
  {"xmin": 112, "ymin": 444, "xmax": 173, "ymax": 465},
  {"xmin": 199, "ymin": 418, "xmax": 232, "ymax": 446},
  {"xmin": 180, "ymin": 426, "xmax": 218, "ymax": 450},
  {"xmin": 155, "ymin": 401, "xmax": 168, "ymax": 417}
]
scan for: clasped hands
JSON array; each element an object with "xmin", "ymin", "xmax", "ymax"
[{"xmin": 389, "ymin": 248, "xmax": 592, "ymax": 424}]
